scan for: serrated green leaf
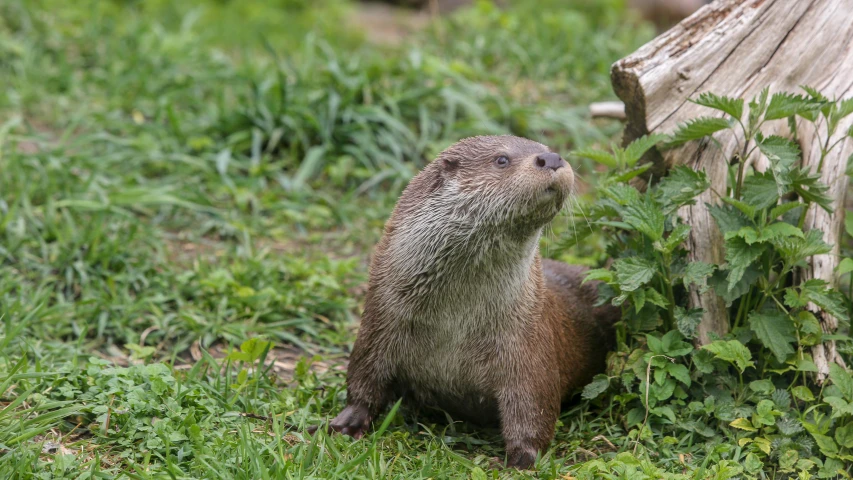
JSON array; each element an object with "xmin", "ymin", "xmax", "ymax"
[
  {"xmin": 749, "ymin": 379, "xmax": 775, "ymax": 395},
  {"xmin": 693, "ymin": 92, "xmax": 744, "ymax": 120},
  {"xmin": 799, "ymin": 279, "xmax": 849, "ymax": 322},
  {"xmin": 622, "ymin": 196, "xmax": 664, "ymax": 241},
  {"xmin": 744, "ymin": 452, "xmax": 763, "ymax": 473},
  {"xmin": 748, "ymin": 87, "xmax": 770, "ymax": 132},
  {"xmin": 681, "ymin": 262, "xmax": 715, "ymax": 293},
  {"xmin": 830, "ymin": 364, "xmax": 853, "ymax": 402},
  {"xmin": 730, "ymin": 222, "xmax": 803, "ymax": 246},
  {"xmin": 819, "ymin": 459, "xmax": 846, "ymax": 477},
  {"xmin": 730, "ymin": 418, "xmax": 757, "ymax": 431},
  {"xmin": 656, "ymin": 166, "xmax": 710, "ymax": 212},
  {"xmin": 675, "ymin": 306, "xmax": 704, "ymax": 339},
  {"xmin": 772, "ymin": 229, "xmax": 831, "ymax": 266},
  {"xmin": 600, "ymin": 184, "xmax": 641, "ymax": 206},
  {"xmin": 796, "ymin": 358, "xmax": 819, "ymax": 372},
  {"xmin": 709, "ymin": 264, "xmax": 760, "ymax": 305},
  {"xmin": 773, "ymin": 390, "xmax": 792, "ymax": 409},
  {"xmin": 812, "ymin": 433, "xmax": 839, "ymax": 456},
  {"xmin": 779, "ymin": 449, "xmax": 798, "ymax": 471},
  {"xmin": 754, "ymin": 399, "xmax": 778, "ymax": 425},
  {"xmin": 612, "ymin": 163, "xmax": 653, "ymax": 183},
  {"xmin": 835, "ymin": 422, "xmax": 853, "ymax": 448},
  {"xmin": 632, "ymin": 288, "xmax": 646, "ymax": 312},
  {"xmin": 798, "ymin": 86, "xmax": 827, "ymax": 122},
  {"xmin": 613, "ymin": 257, "xmax": 657, "ymax": 292},
  {"xmin": 726, "ymin": 226, "xmax": 760, "ymax": 244},
  {"xmin": 583, "ymin": 268, "xmax": 614, "ymax": 284},
  {"xmin": 748, "ymin": 310, "xmax": 796, "ymax": 363},
  {"xmin": 703, "ymin": 339, "xmax": 754, "ymax": 372},
  {"xmin": 801, "ymin": 85, "xmax": 829, "ymax": 103},
  {"xmin": 789, "ymin": 167, "xmax": 833, "ymax": 212},
  {"xmin": 653, "ymin": 378, "xmax": 676, "ymax": 401},
  {"xmin": 824, "ymin": 396, "xmax": 853, "ymax": 418},
  {"xmin": 652, "ymin": 405, "xmax": 676, "ymax": 422},
  {"xmin": 791, "ymin": 385, "xmax": 815, "ymax": 401},
  {"xmin": 665, "ymin": 117, "xmax": 732, "ymax": 147},
  {"xmin": 765, "ymin": 92, "xmax": 823, "ymax": 120},
  {"xmin": 741, "ymin": 172, "xmax": 779, "ymax": 210},
  {"xmin": 660, "ymin": 329, "xmax": 693, "ymax": 356},
  {"xmin": 725, "ymin": 236, "xmax": 765, "ymax": 291},
  {"xmin": 623, "ymin": 134, "xmax": 667, "ymax": 166},
  {"xmin": 658, "ymin": 224, "xmax": 691, "ymax": 253},
  {"xmin": 757, "ymin": 134, "xmax": 801, "ymax": 193},
  {"xmin": 573, "ymin": 147, "xmax": 618, "ymax": 168},
  {"xmin": 721, "ymin": 196, "xmax": 757, "ymax": 219},
  {"xmin": 784, "ymin": 288, "xmax": 807, "ymax": 309},
  {"xmin": 708, "ymin": 204, "xmax": 751, "ymax": 234},
  {"xmin": 763, "ymin": 222, "xmax": 804, "ymax": 240},
  {"xmin": 581, "ymin": 374, "xmax": 610, "ymax": 400},
  {"xmin": 837, "ymin": 258, "xmax": 853, "ymax": 276},
  {"xmin": 646, "ymin": 333, "xmax": 662, "ymax": 353},
  {"xmin": 833, "ymin": 98, "xmax": 853, "ymax": 121},
  {"xmin": 757, "ymin": 134, "xmax": 801, "ymax": 166},
  {"xmin": 595, "ymin": 220, "xmax": 633, "ymax": 230},
  {"xmin": 798, "ymin": 311, "xmax": 823, "ymax": 346},
  {"xmin": 643, "ymin": 287, "xmax": 669, "ymax": 309},
  {"xmin": 667, "ymin": 363, "xmax": 691, "ymax": 386},
  {"xmin": 769, "ymin": 202, "xmax": 802, "ymax": 220}
]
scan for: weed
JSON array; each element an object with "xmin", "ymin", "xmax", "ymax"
[{"xmin": 573, "ymin": 87, "xmax": 853, "ymax": 476}]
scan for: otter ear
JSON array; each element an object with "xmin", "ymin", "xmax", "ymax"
[{"xmin": 442, "ymin": 157, "xmax": 459, "ymax": 172}]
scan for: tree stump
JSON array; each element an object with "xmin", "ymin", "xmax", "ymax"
[{"xmin": 611, "ymin": 0, "xmax": 853, "ymax": 381}]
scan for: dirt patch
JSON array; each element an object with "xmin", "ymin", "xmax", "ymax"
[
  {"xmin": 96, "ymin": 340, "xmax": 349, "ymax": 382},
  {"xmin": 161, "ymin": 234, "xmax": 226, "ymax": 268},
  {"xmin": 200, "ymin": 343, "xmax": 349, "ymax": 381},
  {"xmin": 349, "ymin": 2, "xmax": 433, "ymax": 45}
]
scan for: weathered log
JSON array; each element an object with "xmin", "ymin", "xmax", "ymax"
[{"xmin": 611, "ymin": 0, "xmax": 853, "ymax": 380}]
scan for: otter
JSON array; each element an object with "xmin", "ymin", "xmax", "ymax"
[{"xmin": 329, "ymin": 135, "xmax": 618, "ymax": 468}]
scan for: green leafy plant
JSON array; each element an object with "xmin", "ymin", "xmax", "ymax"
[{"xmin": 573, "ymin": 86, "xmax": 853, "ymax": 476}]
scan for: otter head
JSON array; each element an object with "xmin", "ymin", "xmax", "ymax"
[{"xmin": 435, "ymin": 135, "xmax": 574, "ymax": 236}]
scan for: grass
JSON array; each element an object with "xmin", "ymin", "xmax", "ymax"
[{"xmin": 0, "ymin": 0, "xmax": 663, "ymax": 477}]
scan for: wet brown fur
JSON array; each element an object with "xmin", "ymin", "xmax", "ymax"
[{"xmin": 330, "ymin": 135, "xmax": 618, "ymax": 468}]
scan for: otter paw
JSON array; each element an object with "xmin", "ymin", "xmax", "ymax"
[
  {"xmin": 329, "ymin": 404, "xmax": 372, "ymax": 439},
  {"xmin": 505, "ymin": 444, "xmax": 538, "ymax": 469}
]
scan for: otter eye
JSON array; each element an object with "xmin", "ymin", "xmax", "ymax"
[{"xmin": 495, "ymin": 156, "xmax": 510, "ymax": 168}]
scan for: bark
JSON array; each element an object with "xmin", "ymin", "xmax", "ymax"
[{"xmin": 610, "ymin": 0, "xmax": 853, "ymax": 379}]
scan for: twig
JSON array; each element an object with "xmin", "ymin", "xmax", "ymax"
[
  {"xmin": 574, "ymin": 447, "xmax": 598, "ymax": 459},
  {"xmin": 589, "ymin": 101, "xmax": 626, "ymax": 120},
  {"xmin": 591, "ymin": 434, "xmax": 616, "ymax": 451},
  {"xmin": 239, "ymin": 412, "xmax": 271, "ymax": 422}
]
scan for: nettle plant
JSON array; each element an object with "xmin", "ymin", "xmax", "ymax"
[{"xmin": 572, "ymin": 88, "xmax": 853, "ymax": 476}]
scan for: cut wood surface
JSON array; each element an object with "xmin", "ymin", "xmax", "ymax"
[{"xmin": 611, "ymin": 0, "xmax": 853, "ymax": 380}]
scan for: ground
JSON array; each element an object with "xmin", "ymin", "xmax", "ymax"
[{"xmin": 4, "ymin": 0, "xmax": 807, "ymax": 478}]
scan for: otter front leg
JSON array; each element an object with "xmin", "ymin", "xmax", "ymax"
[
  {"xmin": 329, "ymin": 322, "xmax": 393, "ymax": 439},
  {"xmin": 329, "ymin": 403, "xmax": 372, "ymax": 439},
  {"xmin": 497, "ymin": 378, "xmax": 560, "ymax": 468}
]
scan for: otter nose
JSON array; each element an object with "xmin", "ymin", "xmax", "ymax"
[{"xmin": 534, "ymin": 152, "xmax": 565, "ymax": 171}]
